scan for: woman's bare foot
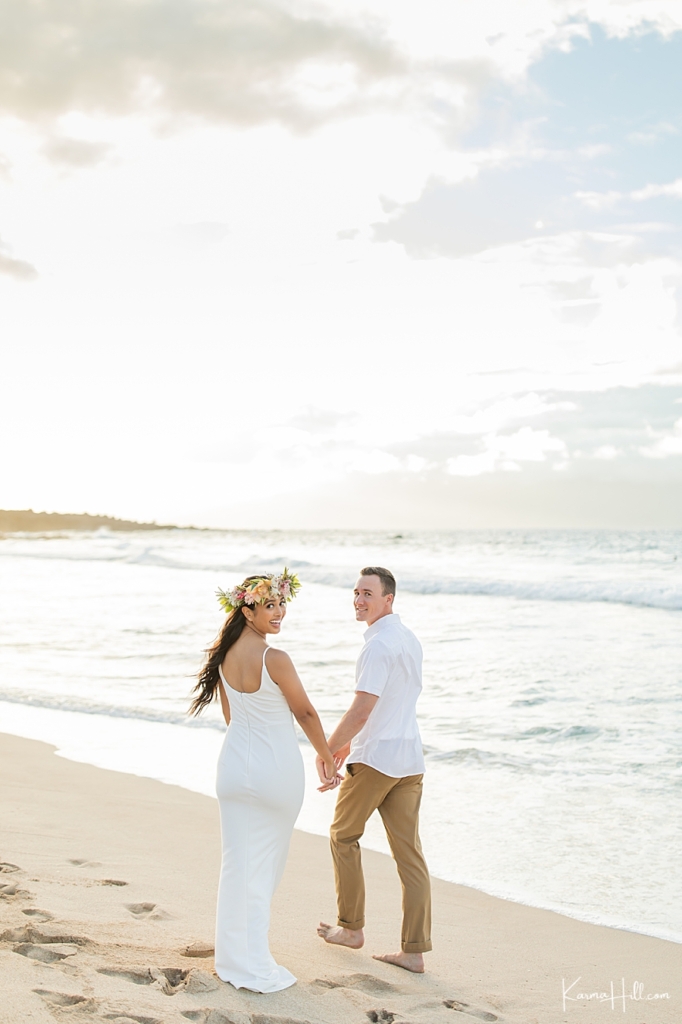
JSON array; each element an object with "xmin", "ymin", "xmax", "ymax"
[
  {"xmin": 317, "ymin": 921, "xmax": 364, "ymax": 949},
  {"xmin": 373, "ymin": 951, "xmax": 425, "ymax": 973}
]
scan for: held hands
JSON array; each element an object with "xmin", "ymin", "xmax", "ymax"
[
  {"xmin": 316, "ymin": 755, "xmax": 343, "ymax": 793},
  {"xmin": 333, "ymin": 742, "xmax": 351, "ymax": 770}
]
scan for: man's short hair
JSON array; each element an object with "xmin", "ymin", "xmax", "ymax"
[{"xmin": 359, "ymin": 566, "xmax": 396, "ymax": 597}]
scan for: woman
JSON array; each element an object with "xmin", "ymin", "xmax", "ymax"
[{"xmin": 189, "ymin": 569, "xmax": 340, "ymax": 993}]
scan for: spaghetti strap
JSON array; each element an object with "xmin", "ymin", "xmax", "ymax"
[{"xmin": 218, "ymin": 664, "xmax": 227, "ymax": 688}]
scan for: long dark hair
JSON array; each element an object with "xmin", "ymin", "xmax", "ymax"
[
  {"xmin": 189, "ymin": 608, "xmax": 247, "ymax": 716},
  {"xmin": 190, "ymin": 574, "xmax": 279, "ymax": 716}
]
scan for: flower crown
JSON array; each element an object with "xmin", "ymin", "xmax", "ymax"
[{"xmin": 216, "ymin": 568, "xmax": 301, "ymax": 614}]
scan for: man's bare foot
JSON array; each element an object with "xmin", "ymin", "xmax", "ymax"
[
  {"xmin": 372, "ymin": 951, "xmax": 425, "ymax": 973},
  {"xmin": 317, "ymin": 921, "xmax": 364, "ymax": 949}
]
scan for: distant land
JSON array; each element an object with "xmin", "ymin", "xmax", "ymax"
[{"xmin": 0, "ymin": 509, "xmax": 174, "ymax": 532}]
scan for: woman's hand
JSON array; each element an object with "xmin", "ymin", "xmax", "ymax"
[{"xmin": 316, "ymin": 755, "xmax": 342, "ymax": 792}]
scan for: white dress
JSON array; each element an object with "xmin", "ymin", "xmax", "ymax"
[{"xmin": 215, "ymin": 648, "xmax": 305, "ymax": 992}]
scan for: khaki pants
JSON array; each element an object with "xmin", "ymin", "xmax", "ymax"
[{"xmin": 330, "ymin": 762, "xmax": 432, "ymax": 953}]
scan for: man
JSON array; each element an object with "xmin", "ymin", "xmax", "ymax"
[{"xmin": 316, "ymin": 566, "xmax": 431, "ymax": 973}]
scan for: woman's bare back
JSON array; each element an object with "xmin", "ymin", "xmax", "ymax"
[{"xmin": 221, "ymin": 632, "xmax": 269, "ymax": 693}]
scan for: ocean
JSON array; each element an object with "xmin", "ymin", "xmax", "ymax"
[{"xmin": 1, "ymin": 527, "xmax": 680, "ymax": 942}]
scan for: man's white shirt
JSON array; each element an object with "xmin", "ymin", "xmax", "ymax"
[{"xmin": 349, "ymin": 613, "xmax": 425, "ymax": 778}]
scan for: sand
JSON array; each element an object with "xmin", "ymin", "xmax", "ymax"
[{"xmin": 0, "ymin": 733, "xmax": 678, "ymax": 1024}]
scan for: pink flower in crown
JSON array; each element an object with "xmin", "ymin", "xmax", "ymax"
[{"xmin": 279, "ymin": 580, "xmax": 291, "ymax": 598}]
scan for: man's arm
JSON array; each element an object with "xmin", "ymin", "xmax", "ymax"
[
  {"xmin": 328, "ymin": 691, "xmax": 379, "ymax": 755},
  {"xmin": 316, "ymin": 691, "xmax": 378, "ymax": 791}
]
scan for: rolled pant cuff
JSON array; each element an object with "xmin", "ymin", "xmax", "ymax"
[
  {"xmin": 402, "ymin": 940, "xmax": 432, "ymax": 953},
  {"xmin": 338, "ymin": 918, "xmax": 365, "ymax": 931}
]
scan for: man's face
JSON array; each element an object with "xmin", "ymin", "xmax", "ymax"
[{"xmin": 354, "ymin": 574, "xmax": 393, "ymax": 626}]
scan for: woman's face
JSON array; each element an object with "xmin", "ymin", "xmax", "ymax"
[{"xmin": 244, "ymin": 597, "xmax": 287, "ymax": 634}]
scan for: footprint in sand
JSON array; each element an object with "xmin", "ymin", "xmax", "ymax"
[
  {"xmin": 183, "ymin": 970, "xmax": 219, "ymax": 994},
  {"xmin": 68, "ymin": 858, "xmax": 103, "ymax": 867},
  {"xmin": 98, "ymin": 968, "xmax": 156, "ymax": 986},
  {"xmin": 309, "ymin": 978, "xmax": 340, "ymax": 992},
  {"xmin": 182, "ymin": 1012, "xmax": 239, "ymax": 1024},
  {"xmin": 125, "ymin": 902, "xmax": 171, "ymax": 920},
  {"xmin": 98, "ymin": 965, "xmax": 215, "ymax": 996},
  {"xmin": 0, "ymin": 863, "xmax": 27, "ymax": 899},
  {"xmin": 366, "ymin": 1013, "xmax": 396, "ymax": 1024},
  {"xmin": 2, "ymin": 924, "xmax": 89, "ymax": 946},
  {"xmin": 444, "ymin": 999, "xmax": 498, "ymax": 1021},
  {"xmin": 105, "ymin": 1019, "xmax": 156, "ymax": 1024},
  {"xmin": 103, "ymin": 1014, "xmax": 161, "ymax": 1024},
  {"xmin": 34, "ymin": 989, "xmax": 97, "ymax": 1012},
  {"xmin": 14, "ymin": 942, "xmax": 80, "ymax": 963},
  {"xmin": 22, "ymin": 909, "xmax": 54, "ymax": 922},
  {"xmin": 181, "ymin": 940, "xmax": 215, "ymax": 958},
  {"xmin": 101, "ymin": 879, "xmax": 128, "ymax": 886},
  {"xmin": 251, "ymin": 1016, "xmax": 314, "ymax": 1024},
  {"xmin": 315, "ymin": 973, "xmax": 398, "ymax": 995}
]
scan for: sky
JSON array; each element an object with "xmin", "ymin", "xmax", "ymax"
[{"xmin": 1, "ymin": 0, "xmax": 681, "ymax": 529}]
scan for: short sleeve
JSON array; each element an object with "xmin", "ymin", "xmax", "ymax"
[{"xmin": 355, "ymin": 640, "xmax": 391, "ymax": 697}]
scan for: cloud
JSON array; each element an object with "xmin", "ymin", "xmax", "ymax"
[
  {"xmin": 372, "ymin": 27, "xmax": 682, "ymax": 259},
  {"xmin": 480, "ymin": 385, "xmax": 682, "ymax": 471},
  {"xmin": 372, "ymin": 171, "xmax": 682, "ymax": 260},
  {"xmin": 287, "ymin": 407, "xmax": 355, "ymax": 433},
  {"xmin": 571, "ymin": 177, "xmax": 682, "ymax": 238},
  {"xmin": 212, "ymin": 383, "xmax": 682, "ymax": 524},
  {"xmin": 639, "ymin": 417, "xmax": 682, "ymax": 457},
  {"xmin": 372, "ymin": 166, "xmax": 567, "ymax": 257},
  {"xmin": 243, "ymin": 387, "xmax": 682, "ymax": 495},
  {"xmin": 0, "ymin": 237, "xmax": 38, "ymax": 279},
  {"xmin": 42, "ymin": 136, "xmax": 112, "ymax": 167},
  {"xmin": 0, "ymin": 0, "xmax": 412, "ymax": 130},
  {"xmin": 446, "ymin": 426, "xmax": 566, "ymax": 476},
  {"xmin": 631, "ymin": 179, "xmax": 682, "ymax": 200},
  {"xmin": 530, "ymin": 385, "xmax": 682, "ymax": 459},
  {"xmin": 374, "ymin": 385, "xmax": 682, "ymax": 481}
]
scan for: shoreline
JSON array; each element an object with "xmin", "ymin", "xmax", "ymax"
[
  {"xmin": 1, "ymin": 732, "xmax": 679, "ymax": 1024},
  {"xmin": 1, "ymin": 700, "xmax": 680, "ymax": 948}
]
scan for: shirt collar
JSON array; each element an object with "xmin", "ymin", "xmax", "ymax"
[{"xmin": 364, "ymin": 612, "xmax": 400, "ymax": 641}]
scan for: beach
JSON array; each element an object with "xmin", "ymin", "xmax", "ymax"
[
  {"xmin": 1, "ymin": 733, "xmax": 678, "ymax": 1024},
  {"xmin": 3, "ymin": 0, "xmax": 682, "ymax": 1015},
  {"xmin": 2, "ymin": 527, "xmax": 681, "ymax": 944}
]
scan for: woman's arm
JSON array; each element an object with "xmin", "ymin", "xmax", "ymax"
[{"xmin": 266, "ymin": 649, "xmax": 340, "ymax": 784}]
